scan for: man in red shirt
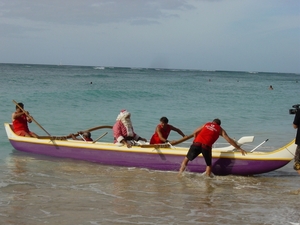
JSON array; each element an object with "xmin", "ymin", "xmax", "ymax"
[
  {"xmin": 12, "ymin": 102, "xmax": 38, "ymax": 137},
  {"xmin": 179, "ymin": 118, "xmax": 247, "ymax": 177},
  {"xmin": 150, "ymin": 117, "xmax": 186, "ymax": 144}
]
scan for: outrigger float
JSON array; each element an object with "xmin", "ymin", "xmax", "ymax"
[{"xmin": 4, "ymin": 122, "xmax": 296, "ymax": 176}]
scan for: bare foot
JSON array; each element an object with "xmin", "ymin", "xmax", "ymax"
[
  {"xmin": 177, "ymin": 172, "xmax": 183, "ymax": 178},
  {"xmin": 201, "ymin": 172, "xmax": 214, "ymax": 178}
]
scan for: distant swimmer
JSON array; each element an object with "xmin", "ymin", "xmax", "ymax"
[{"xmin": 269, "ymin": 85, "xmax": 273, "ymax": 90}]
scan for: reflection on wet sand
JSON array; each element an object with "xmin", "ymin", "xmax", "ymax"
[
  {"xmin": 0, "ymin": 154, "xmax": 298, "ymax": 225},
  {"xmin": 12, "ymin": 157, "xmax": 27, "ymax": 174}
]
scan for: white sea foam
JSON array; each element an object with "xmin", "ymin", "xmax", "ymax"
[{"xmin": 93, "ymin": 66, "xmax": 105, "ymax": 70}]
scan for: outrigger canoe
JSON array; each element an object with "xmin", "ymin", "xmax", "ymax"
[{"xmin": 4, "ymin": 123, "xmax": 296, "ymax": 176}]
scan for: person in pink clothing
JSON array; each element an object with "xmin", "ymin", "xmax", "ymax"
[{"xmin": 113, "ymin": 109, "xmax": 147, "ymax": 148}]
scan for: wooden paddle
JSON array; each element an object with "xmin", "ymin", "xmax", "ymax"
[
  {"xmin": 92, "ymin": 132, "xmax": 108, "ymax": 143},
  {"xmin": 171, "ymin": 134, "xmax": 194, "ymax": 145},
  {"xmin": 13, "ymin": 100, "xmax": 51, "ymax": 136},
  {"xmin": 139, "ymin": 143, "xmax": 170, "ymax": 148},
  {"xmin": 140, "ymin": 134, "xmax": 194, "ymax": 148},
  {"xmin": 37, "ymin": 135, "xmax": 68, "ymax": 140}
]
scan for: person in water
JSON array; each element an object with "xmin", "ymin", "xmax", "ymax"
[
  {"xmin": 113, "ymin": 109, "xmax": 147, "ymax": 148},
  {"xmin": 12, "ymin": 102, "xmax": 38, "ymax": 137},
  {"xmin": 150, "ymin": 117, "xmax": 186, "ymax": 144},
  {"xmin": 178, "ymin": 118, "xmax": 247, "ymax": 177}
]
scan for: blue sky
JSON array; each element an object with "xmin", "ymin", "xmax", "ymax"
[{"xmin": 0, "ymin": 0, "xmax": 299, "ymax": 73}]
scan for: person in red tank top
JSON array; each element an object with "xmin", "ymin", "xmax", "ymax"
[
  {"xmin": 70, "ymin": 131, "xmax": 93, "ymax": 141},
  {"xmin": 179, "ymin": 118, "xmax": 247, "ymax": 177},
  {"xmin": 12, "ymin": 102, "xmax": 38, "ymax": 137},
  {"xmin": 150, "ymin": 117, "xmax": 186, "ymax": 144}
]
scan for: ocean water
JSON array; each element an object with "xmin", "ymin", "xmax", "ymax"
[{"xmin": 0, "ymin": 63, "xmax": 299, "ymax": 225}]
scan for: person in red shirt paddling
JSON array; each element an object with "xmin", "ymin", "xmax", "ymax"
[
  {"xmin": 150, "ymin": 117, "xmax": 186, "ymax": 144},
  {"xmin": 12, "ymin": 102, "xmax": 38, "ymax": 137},
  {"xmin": 179, "ymin": 118, "xmax": 247, "ymax": 177}
]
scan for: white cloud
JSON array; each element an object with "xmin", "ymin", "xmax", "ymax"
[
  {"xmin": 0, "ymin": 0, "xmax": 195, "ymax": 25},
  {"xmin": 0, "ymin": 0, "xmax": 299, "ymax": 73}
]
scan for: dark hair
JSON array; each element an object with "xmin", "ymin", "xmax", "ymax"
[
  {"xmin": 160, "ymin": 117, "xmax": 169, "ymax": 124},
  {"xmin": 16, "ymin": 102, "xmax": 24, "ymax": 109},
  {"xmin": 213, "ymin": 118, "xmax": 221, "ymax": 125},
  {"xmin": 83, "ymin": 132, "xmax": 91, "ymax": 138}
]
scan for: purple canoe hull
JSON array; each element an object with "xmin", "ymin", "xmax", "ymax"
[
  {"xmin": 8, "ymin": 140, "xmax": 294, "ymax": 176},
  {"xmin": 5, "ymin": 123, "xmax": 296, "ymax": 176}
]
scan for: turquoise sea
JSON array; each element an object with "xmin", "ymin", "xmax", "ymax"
[{"xmin": 0, "ymin": 63, "xmax": 299, "ymax": 224}]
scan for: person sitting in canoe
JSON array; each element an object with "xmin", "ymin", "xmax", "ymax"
[
  {"xmin": 150, "ymin": 116, "xmax": 186, "ymax": 144},
  {"xmin": 70, "ymin": 131, "xmax": 93, "ymax": 141},
  {"xmin": 11, "ymin": 102, "xmax": 38, "ymax": 137},
  {"xmin": 113, "ymin": 109, "xmax": 147, "ymax": 148}
]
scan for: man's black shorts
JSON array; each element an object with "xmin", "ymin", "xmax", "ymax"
[{"xmin": 186, "ymin": 143, "xmax": 212, "ymax": 166}]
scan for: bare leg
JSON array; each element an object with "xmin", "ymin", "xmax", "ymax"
[
  {"xmin": 205, "ymin": 165, "xmax": 212, "ymax": 177},
  {"xmin": 178, "ymin": 157, "xmax": 189, "ymax": 176},
  {"xmin": 297, "ymin": 170, "xmax": 300, "ymax": 175}
]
